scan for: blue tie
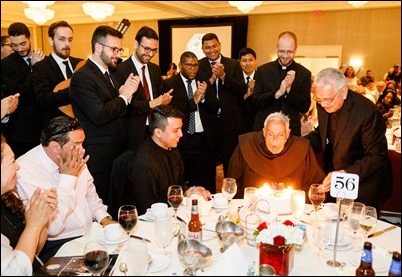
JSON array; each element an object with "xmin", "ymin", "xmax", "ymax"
[{"xmin": 187, "ymin": 79, "xmax": 196, "ymax": 135}]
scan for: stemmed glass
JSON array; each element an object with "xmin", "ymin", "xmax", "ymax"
[
  {"xmin": 118, "ymin": 205, "xmax": 138, "ymax": 235},
  {"xmin": 182, "ymin": 250, "xmax": 202, "ymax": 276},
  {"xmin": 308, "ymin": 184, "xmax": 326, "ymax": 223},
  {"xmin": 313, "ymin": 219, "xmax": 331, "ymax": 260},
  {"xmin": 290, "ymin": 190, "xmax": 306, "ymax": 223},
  {"xmin": 359, "ymin": 206, "xmax": 377, "ymax": 241},
  {"xmin": 154, "ymin": 216, "xmax": 173, "ymax": 255},
  {"xmin": 347, "ymin": 202, "xmax": 365, "ymax": 248},
  {"xmin": 221, "ymin": 178, "xmax": 237, "ymax": 206},
  {"xmin": 167, "ymin": 185, "xmax": 184, "ymax": 225},
  {"xmin": 83, "ymin": 241, "xmax": 110, "ymax": 276},
  {"xmin": 336, "ymin": 197, "xmax": 354, "ymax": 220}
]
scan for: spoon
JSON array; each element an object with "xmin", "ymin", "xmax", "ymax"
[{"xmin": 119, "ymin": 262, "xmax": 128, "ymax": 276}]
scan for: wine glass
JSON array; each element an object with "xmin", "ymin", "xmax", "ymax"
[
  {"xmin": 182, "ymin": 250, "xmax": 202, "ymax": 276},
  {"xmin": 167, "ymin": 185, "xmax": 184, "ymax": 225},
  {"xmin": 347, "ymin": 202, "xmax": 365, "ymax": 248},
  {"xmin": 290, "ymin": 190, "xmax": 306, "ymax": 222},
  {"xmin": 221, "ymin": 178, "xmax": 237, "ymax": 206},
  {"xmin": 154, "ymin": 216, "xmax": 173, "ymax": 254},
  {"xmin": 359, "ymin": 205, "xmax": 377, "ymax": 241},
  {"xmin": 118, "ymin": 205, "xmax": 138, "ymax": 235},
  {"xmin": 308, "ymin": 184, "xmax": 326, "ymax": 223},
  {"xmin": 83, "ymin": 241, "xmax": 109, "ymax": 276},
  {"xmin": 313, "ymin": 219, "xmax": 331, "ymax": 260},
  {"xmin": 336, "ymin": 197, "xmax": 354, "ymax": 220}
]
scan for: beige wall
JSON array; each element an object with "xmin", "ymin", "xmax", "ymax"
[{"xmin": 2, "ymin": 7, "xmax": 400, "ymax": 81}]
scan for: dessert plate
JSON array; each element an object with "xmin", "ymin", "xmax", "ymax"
[{"xmin": 147, "ymin": 253, "xmax": 170, "ymax": 273}]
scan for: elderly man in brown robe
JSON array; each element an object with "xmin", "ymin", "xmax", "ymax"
[{"xmin": 228, "ymin": 111, "xmax": 326, "ymax": 198}]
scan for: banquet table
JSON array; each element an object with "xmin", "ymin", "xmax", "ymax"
[{"xmin": 55, "ymin": 199, "xmax": 401, "ymax": 276}]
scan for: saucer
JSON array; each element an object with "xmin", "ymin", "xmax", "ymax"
[
  {"xmin": 100, "ymin": 233, "xmax": 129, "ymax": 245},
  {"xmin": 144, "ymin": 208, "xmax": 175, "ymax": 221},
  {"xmin": 212, "ymin": 203, "xmax": 228, "ymax": 209},
  {"xmin": 147, "ymin": 253, "xmax": 170, "ymax": 273},
  {"xmin": 328, "ymin": 236, "xmax": 352, "ymax": 247}
]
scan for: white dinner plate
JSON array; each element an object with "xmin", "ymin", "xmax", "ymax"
[
  {"xmin": 144, "ymin": 208, "xmax": 175, "ymax": 221},
  {"xmin": 202, "ymin": 221, "xmax": 218, "ymax": 240},
  {"xmin": 349, "ymin": 248, "xmax": 391, "ymax": 273},
  {"xmin": 99, "ymin": 233, "xmax": 129, "ymax": 245},
  {"xmin": 147, "ymin": 253, "xmax": 170, "ymax": 273}
]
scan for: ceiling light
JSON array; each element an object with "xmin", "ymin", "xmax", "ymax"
[
  {"xmin": 228, "ymin": 1, "xmax": 263, "ymax": 14},
  {"xmin": 22, "ymin": 1, "xmax": 55, "ymax": 25},
  {"xmin": 347, "ymin": 1, "xmax": 368, "ymax": 8},
  {"xmin": 82, "ymin": 2, "xmax": 115, "ymax": 22}
]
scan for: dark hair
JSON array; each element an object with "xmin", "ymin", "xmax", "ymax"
[
  {"xmin": 278, "ymin": 31, "xmax": 297, "ymax": 47},
  {"xmin": 135, "ymin": 26, "xmax": 159, "ymax": 43},
  {"xmin": 168, "ymin": 62, "xmax": 177, "ymax": 70},
  {"xmin": 201, "ymin": 33, "xmax": 220, "ymax": 45},
  {"xmin": 180, "ymin": 51, "xmax": 197, "ymax": 63},
  {"xmin": 40, "ymin": 116, "xmax": 83, "ymax": 147},
  {"xmin": 1, "ymin": 35, "xmax": 10, "ymax": 45},
  {"xmin": 149, "ymin": 105, "xmax": 184, "ymax": 133},
  {"xmin": 238, "ymin": 47, "xmax": 257, "ymax": 60},
  {"xmin": 8, "ymin": 22, "xmax": 30, "ymax": 38},
  {"xmin": 91, "ymin": 25, "xmax": 123, "ymax": 53},
  {"xmin": 48, "ymin": 20, "xmax": 73, "ymax": 38}
]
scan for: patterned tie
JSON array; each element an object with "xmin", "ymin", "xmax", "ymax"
[
  {"xmin": 104, "ymin": 71, "xmax": 114, "ymax": 88},
  {"xmin": 26, "ymin": 57, "xmax": 32, "ymax": 70},
  {"xmin": 141, "ymin": 65, "xmax": 150, "ymax": 100},
  {"xmin": 187, "ymin": 79, "xmax": 196, "ymax": 135},
  {"xmin": 246, "ymin": 76, "xmax": 250, "ymax": 85},
  {"xmin": 63, "ymin": 61, "xmax": 73, "ymax": 79}
]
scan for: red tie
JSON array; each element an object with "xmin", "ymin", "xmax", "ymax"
[{"xmin": 141, "ymin": 65, "xmax": 150, "ymax": 100}]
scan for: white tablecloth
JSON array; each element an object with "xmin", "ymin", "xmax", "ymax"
[{"xmin": 56, "ymin": 200, "xmax": 401, "ymax": 276}]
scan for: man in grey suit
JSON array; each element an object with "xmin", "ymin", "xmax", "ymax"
[{"xmin": 70, "ymin": 25, "xmax": 139, "ymax": 203}]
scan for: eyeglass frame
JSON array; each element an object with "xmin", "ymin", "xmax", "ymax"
[
  {"xmin": 277, "ymin": 50, "xmax": 295, "ymax": 55},
  {"xmin": 49, "ymin": 119, "xmax": 81, "ymax": 137},
  {"xmin": 313, "ymin": 87, "xmax": 344, "ymax": 106},
  {"xmin": 183, "ymin": 63, "xmax": 199, "ymax": 69},
  {"xmin": 98, "ymin": 42, "xmax": 124, "ymax": 55},
  {"xmin": 140, "ymin": 43, "xmax": 158, "ymax": 54}
]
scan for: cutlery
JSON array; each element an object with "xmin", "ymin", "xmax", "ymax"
[
  {"xmin": 130, "ymin": 235, "xmax": 151, "ymax": 242},
  {"xmin": 119, "ymin": 262, "xmax": 128, "ymax": 276},
  {"xmin": 368, "ymin": 225, "xmax": 397, "ymax": 238}
]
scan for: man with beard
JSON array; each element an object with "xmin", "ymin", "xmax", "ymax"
[
  {"xmin": 32, "ymin": 21, "xmax": 83, "ymax": 126},
  {"xmin": 1, "ymin": 22, "xmax": 45, "ymax": 158},
  {"xmin": 70, "ymin": 25, "xmax": 139, "ymax": 204}
]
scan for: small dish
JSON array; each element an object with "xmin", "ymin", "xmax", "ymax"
[
  {"xmin": 100, "ymin": 233, "xmax": 129, "ymax": 245},
  {"xmin": 147, "ymin": 253, "xmax": 170, "ymax": 273},
  {"xmin": 144, "ymin": 208, "xmax": 175, "ymax": 221},
  {"xmin": 328, "ymin": 236, "xmax": 352, "ymax": 247},
  {"xmin": 212, "ymin": 203, "xmax": 228, "ymax": 209}
]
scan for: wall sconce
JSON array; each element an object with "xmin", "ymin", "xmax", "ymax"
[
  {"xmin": 82, "ymin": 2, "xmax": 115, "ymax": 21},
  {"xmin": 347, "ymin": 1, "xmax": 368, "ymax": 8},
  {"xmin": 22, "ymin": 1, "xmax": 55, "ymax": 25},
  {"xmin": 228, "ymin": 1, "xmax": 263, "ymax": 14},
  {"xmin": 350, "ymin": 58, "xmax": 363, "ymax": 74}
]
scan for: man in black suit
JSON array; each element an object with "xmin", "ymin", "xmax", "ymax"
[
  {"xmin": 114, "ymin": 26, "xmax": 172, "ymax": 152},
  {"xmin": 197, "ymin": 33, "xmax": 248, "ymax": 177},
  {"xmin": 252, "ymin": 31, "xmax": 311, "ymax": 136},
  {"xmin": 70, "ymin": 25, "xmax": 139, "ymax": 203},
  {"xmin": 163, "ymin": 51, "xmax": 219, "ymax": 193},
  {"xmin": 1, "ymin": 22, "xmax": 45, "ymax": 158},
  {"xmin": 32, "ymin": 21, "xmax": 83, "ymax": 126},
  {"xmin": 307, "ymin": 68, "xmax": 391, "ymax": 210}
]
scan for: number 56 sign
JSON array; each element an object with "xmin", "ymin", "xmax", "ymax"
[{"xmin": 330, "ymin": 172, "xmax": 359, "ymax": 200}]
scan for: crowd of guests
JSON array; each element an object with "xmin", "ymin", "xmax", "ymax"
[{"xmin": 1, "ymin": 20, "xmax": 399, "ymax": 275}]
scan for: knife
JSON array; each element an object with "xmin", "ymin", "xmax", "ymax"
[
  {"xmin": 130, "ymin": 235, "xmax": 151, "ymax": 242},
  {"xmin": 368, "ymin": 225, "xmax": 397, "ymax": 238}
]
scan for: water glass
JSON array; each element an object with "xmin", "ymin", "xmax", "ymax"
[
  {"xmin": 290, "ymin": 190, "xmax": 306, "ymax": 222},
  {"xmin": 244, "ymin": 187, "xmax": 257, "ymax": 209},
  {"xmin": 154, "ymin": 216, "xmax": 173, "ymax": 254},
  {"xmin": 126, "ymin": 240, "xmax": 148, "ymax": 275}
]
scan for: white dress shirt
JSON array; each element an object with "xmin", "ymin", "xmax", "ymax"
[
  {"xmin": 1, "ymin": 234, "xmax": 32, "ymax": 276},
  {"xmin": 16, "ymin": 145, "xmax": 110, "ymax": 241}
]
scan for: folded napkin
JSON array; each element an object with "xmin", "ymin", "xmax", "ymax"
[
  {"xmin": 183, "ymin": 195, "xmax": 213, "ymax": 216},
  {"xmin": 204, "ymin": 243, "xmax": 248, "ymax": 275}
]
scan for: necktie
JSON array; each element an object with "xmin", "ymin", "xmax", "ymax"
[
  {"xmin": 63, "ymin": 61, "xmax": 73, "ymax": 79},
  {"xmin": 141, "ymin": 65, "xmax": 150, "ymax": 100},
  {"xmin": 187, "ymin": 79, "xmax": 196, "ymax": 135},
  {"xmin": 104, "ymin": 71, "xmax": 114, "ymax": 88},
  {"xmin": 246, "ymin": 76, "xmax": 250, "ymax": 85},
  {"xmin": 27, "ymin": 57, "xmax": 32, "ymax": 70},
  {"xmin": 211, "ymin": 61, "xmax": 216, "ymax": 67}
]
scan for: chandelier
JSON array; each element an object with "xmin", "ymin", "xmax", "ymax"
[
  {"xmin": 82, "ymin": 2, "xmax": 115, "ymax": 21},
  {"xmin": 228, "ymin": 1, "xmax": 263, "ymax": 14},
  {"xmin": 22, "ymin": 1, "xmax": 55, "ymax": 25},
  {"xmin": 347, "ymin": 1, "xmax": 368, "ymax": 8}
]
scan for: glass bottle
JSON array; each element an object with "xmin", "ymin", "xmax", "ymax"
[
  {"xmin": 388, "ymin": 251, "xmax": 401, "ymax": 276},
  {"xmin": 356, "ymin": 241, "xmax": 375, "ymax": 276},
  {"xmin": 188, "ymin": 199, "xmax": 202, "ymax": 242}
]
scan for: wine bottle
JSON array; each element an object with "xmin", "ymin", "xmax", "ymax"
[
  {"xmin": 388, "ymin": 251, "xmax": 401, "ymax": 276},
  {"xmin": 356, "ymin": 241, "xmax": 376, "ymax": 276},
  {"xmin": 188, "ymin": 199, "xmax": 202, "ymax": 242}
]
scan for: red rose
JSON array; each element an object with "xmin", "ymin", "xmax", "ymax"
[
  {"xmin": 273, "ymin": 235, "xmax": 286, "ymax": 246},
  {"xmin": 283, "ymin": 220, "xmax": 295, "ymax": 227},
  {"xmin": 257, "ymin": 222, "xmax": 268, "ymax": 232}
]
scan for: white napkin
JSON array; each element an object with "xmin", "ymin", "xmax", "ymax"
[
  {"xmin": 205, "ymin": 243, "xmax": 248, "ymax": 275},
  {"xmin": 184, "ymin": 195, "xmax": 213, "ymax": 216}
]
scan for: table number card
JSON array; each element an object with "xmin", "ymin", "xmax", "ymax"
[{"xmin": 330, "ymin": 172, "xmax": 359, "ymax": 200}]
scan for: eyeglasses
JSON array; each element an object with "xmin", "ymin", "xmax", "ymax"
[
  {"xmin": 277, "ymin": 50, "xmax": 295, "ymax": 55},
  {"xmin": 140, "ymin": 43, "xmax": 158, "ymax": 54},
  {"xmin": 183, "ymin": 63, "xmax": 199, "ymax": 69},
  {"xmin": 49, "ymin": 120, "xmax": 81, "ymax": 137},
  {"xmin": 313, "ymin": 88, "xmax": 343, "ymax": 106},
  {"xmin": 98, "ymin": 42, "xmax": 124, "ymax": 55}
]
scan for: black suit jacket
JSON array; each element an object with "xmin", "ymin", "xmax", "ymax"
[
  {"xmin": 32, "ymin": 55, "xmax": 83, "ymax": 125},
  {"xmin": 252, "ymin": 59, "xmax": 311, "ymax": 136},
  {"xmin": 1, "ymin": 51, "xmax": 42, "ymax": 146},
  {"xmin": 113, "ymin": 56, "xmax": 164, "ymax": 151},
  {"xmin": 69, "ymin": 59, "xmax": 127, "ymax": 199}
]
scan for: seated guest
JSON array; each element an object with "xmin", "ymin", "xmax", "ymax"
[
  {"xmin": 227, "ymin": 112, "xmax": 326, "ymax": 198},
  {"xmin": 376, "ymin": 88, "xmax": 398, "ymax": 128},
  {"xmin": 16, "ymin": 116, "xmax": 115, "ymax": 263},
  {"xmin": 1, "ymin": 134, "xmax": 58, "ymax": 276}
]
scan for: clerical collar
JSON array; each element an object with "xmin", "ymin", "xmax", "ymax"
[{"xmin": 278, "ymin": 60, "xmax": 293, "ymax": 70}]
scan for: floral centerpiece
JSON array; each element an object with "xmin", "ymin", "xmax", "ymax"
[{"xmin": 254, "ymin": 220, "xmax": 304, "ymax": 276}]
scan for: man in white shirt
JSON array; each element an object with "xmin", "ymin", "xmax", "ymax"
[{"xmin": 16, "ymin": 116, "xmax": 115, "ymax": 263}]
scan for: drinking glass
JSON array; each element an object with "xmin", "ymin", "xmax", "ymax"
[
  {"xmin": 336, "ymin": 197, "xmax": 354, "ymax": 220},
  {"xmin": 83, "ymin": 241, "xmax": 109, "ymax": 276},
  {"xmin": 154, "ymin": 216, "xmax": 173, "ymax": 254},
  {"xmin": 347, "ymin": 202, "xmax": 365, "ymax": 248},
  {"xmin": 308, "ymin": 184, "xmax": 326, "ymax": 223},
  {"xmin": 167, "ymin": 185, "xmax": 184, "ymax": 225},
  {"xmin": 182, "ymin": 250, "xmax": 202, "ymax": 276},
  {"xmin": 118, "ymin": 205, "xmax": 138, "ymax": 235},
  {"xmin": 221, "ymin": 178, "xmax": 237, "ymax": 206},
  {"xmin": 359, "ymin": 206, "xmax": 377, "ymax": 240},
  {"xmin": 313, "ymin": 219, "xmax": 331, "ymax": 260},
  {"xmin": 126, "ymin": 240, "xmax": 148, "ymax": 275},
  {"xmin": 290, "ymin": 190, "xmax": 306, "ymax": 222},
  {"xmin": 243, "ymin": 187, "xmax": 257, "ymax": 210}
]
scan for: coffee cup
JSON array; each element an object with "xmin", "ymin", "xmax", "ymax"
[
  {"xmin": 211, "ymin": 193, "xmax": 228, "ymax": 208},
  {"xmin": 151, "ymin": 202, "xmax": 168, "ymax": 219},
  {"xmin": 104, "ymin": 223, "xmax": 125, "ymax": 242}
]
